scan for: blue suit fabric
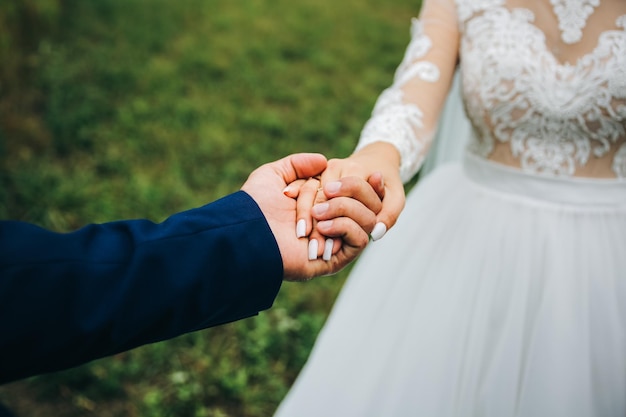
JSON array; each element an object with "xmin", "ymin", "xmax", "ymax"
[{"xmin": 0, "ymin": 191, "xmax": 283, "ymax": 384}]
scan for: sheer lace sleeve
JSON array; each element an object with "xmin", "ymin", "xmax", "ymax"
[{"xmin": 354, "ymin": 0, "xmax": 461, "ymax": 183}]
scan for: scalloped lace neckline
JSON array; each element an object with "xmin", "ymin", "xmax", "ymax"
[
  {"xmin": 550, "ymin": 0, "xmax": 600, "ymax": 44},
  {"xmin": 515, "ymin": 9, "xmax": 626, "ymax": 68}
]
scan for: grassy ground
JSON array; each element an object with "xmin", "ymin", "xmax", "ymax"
[{"xmin": 0, "ymin": 0, "xmax": 419, "ymax": 415}]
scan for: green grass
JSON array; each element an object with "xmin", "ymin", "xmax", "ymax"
[{"xmin": 0, "ymin": 0, "xmax": 420, "ymax": 415}]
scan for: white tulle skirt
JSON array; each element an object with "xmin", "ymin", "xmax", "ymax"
[{"xmin": 275, "ymin": 153, "xmax": 626, "ymax": 417}]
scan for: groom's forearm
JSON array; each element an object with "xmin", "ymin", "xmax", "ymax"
[{"xmin": 0, "ymin": 191, "xmax": 283, "ymax": 384}]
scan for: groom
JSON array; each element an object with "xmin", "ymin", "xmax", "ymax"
[{"xmin": 0, "ymin": 153, "xmax": 384, "ymax": 384}]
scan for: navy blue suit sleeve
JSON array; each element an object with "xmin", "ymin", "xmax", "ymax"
[{"xmin": 0, "ymin": 190, "xmax": 283, "ymax": 384}]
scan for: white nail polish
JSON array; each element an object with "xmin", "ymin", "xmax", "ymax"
[
  {"xmin": 296, "ymin": 219, "xmax": 306, "ymax": 238},
  {"xmin": 323, "ymin": 238, "xmax": 333, "ymax": 261},
  {"xmin": 371, "ymin": 222, "xmax": 387, "ymax": 241},
  {"xmin": 325, "ymin": 181, "xmax": 341, "ymax": 194},
  {"xmin": 308, "ymin": 239, "xmax": 319, "ymax": 260}
]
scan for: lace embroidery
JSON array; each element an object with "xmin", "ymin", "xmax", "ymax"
[
  {"xmin": 614, "ymin": 143, "xmax": 626, "ymax": 177},
  {"xmin": 455, "ymin": 0, "xmax": 504, "ymax": 23},
  {"xmin": 550, "ymin": 0, "xmax": 600, "ymax": 44},
  {"xmin": 356, "ymin": 19, "xmax": 439, "ymax": 182},
  {"xmin": 459, "ymin": 5, "xmax": 626, "ymax": 177},
  {"xmin": 612, "ymin": 16, "xmax": 626, "ymax": 99}
]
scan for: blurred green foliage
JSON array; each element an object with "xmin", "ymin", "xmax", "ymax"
[{"xmin": 0, "ymin": 0, "xmax": 419, "ymax": 415}]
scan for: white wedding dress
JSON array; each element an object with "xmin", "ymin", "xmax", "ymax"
[{"xmin": 275, "ymin": 1, "xmax": 626, "ymax": 416}]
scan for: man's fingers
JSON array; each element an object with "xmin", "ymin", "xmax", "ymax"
[{"xmin": 280, "ymin": 153, "xmax": 328, "ymax": 184}]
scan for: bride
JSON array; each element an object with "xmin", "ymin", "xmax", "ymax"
[{"xmin": 275, "ymin": 0, "xmax": 626, "ymax": 416}]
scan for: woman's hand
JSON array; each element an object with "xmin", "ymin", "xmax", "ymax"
[
  {"xmin": 290, "ymin": 142, "xmax": 406, "ymax": 260},
  {"xmin": 325, "ymin": 142, "xmax": 405, "ymax": 236},
  {"xmin": 284, "ymin": 174, "xmax": 385, "ymax": 260}
]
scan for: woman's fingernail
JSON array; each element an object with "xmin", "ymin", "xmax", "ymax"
[
  {"xmin": 308, "ymin": 239, "xmax": 319, "ymax": 260},
  {"xmin": 325, "ymin": 181, "xmax": 342, "ymax": 194},
  {"xmin": 312, "ymin": 203, "xmax": 329, "ymax": 216},
  {"xmin": 282, "ymin": 185, "xmax": 291, "ymax": 195},
  {"xmin": 371, "ymin": 222, "xmax": 387, "ymax": 241},
  {"xmin": 317, "ymin": 220, "xmax": 333, "ymax": 231},
  {"xmin": 323, "ymin": 238, "xmax": 333, "ymax": 261},
  {"xmin": 296, "ymin": 219, "xmax": 306, "ymax": 238}
]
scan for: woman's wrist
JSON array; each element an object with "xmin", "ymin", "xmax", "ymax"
[{"xmin": 351, "ymin": 141, "xmax": 402, "ymax": 181}]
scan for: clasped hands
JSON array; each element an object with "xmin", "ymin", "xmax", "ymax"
[
  {"xmin": 283, "ymin": 171, "xmax": 386, "ymax": 261},
  {"xmin": 240, "ymin": 143, "xmax": 404, "ymax": 281}
]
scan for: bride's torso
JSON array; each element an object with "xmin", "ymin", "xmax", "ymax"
[{"xmin": 457, "ymin": 0, "xmax": 626, "ymax": 178}]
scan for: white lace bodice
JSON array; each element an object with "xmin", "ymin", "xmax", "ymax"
[{"xmin": 355, "ymin": 0, "xmax": 626, "ymax": 181}]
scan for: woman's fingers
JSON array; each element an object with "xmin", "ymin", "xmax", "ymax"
[
  {"xmin": 367, "ymin": 171, "xmax": 385, "ymax": 201},
  {"xmin": 294, "ymin": 177, "xmax": 322, "ymax": 238},
  {"xmin": 307, "ymin": 234, "xmax": 338, "ymax": 261},
  {"xmin": 372, "ymin": 176, "xmax": 405, "ymax": 240},
  {"xmin": 312, "ymin": 196, "xmax": 378, "ymax": 235},
  {"xmin": 305, "ymin": 175, "xmax": 382, "ymax": 260},
  {"xmin": 316, "ymin": 217, "xmax": 370, "ymax": 262},
  {"xmin": 320, "ymin": 176, "xmax": 383, "ymax": 216},
  {"xmin": 282, "ymin": 178, "xmax": 308, "ymax": 198}
]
